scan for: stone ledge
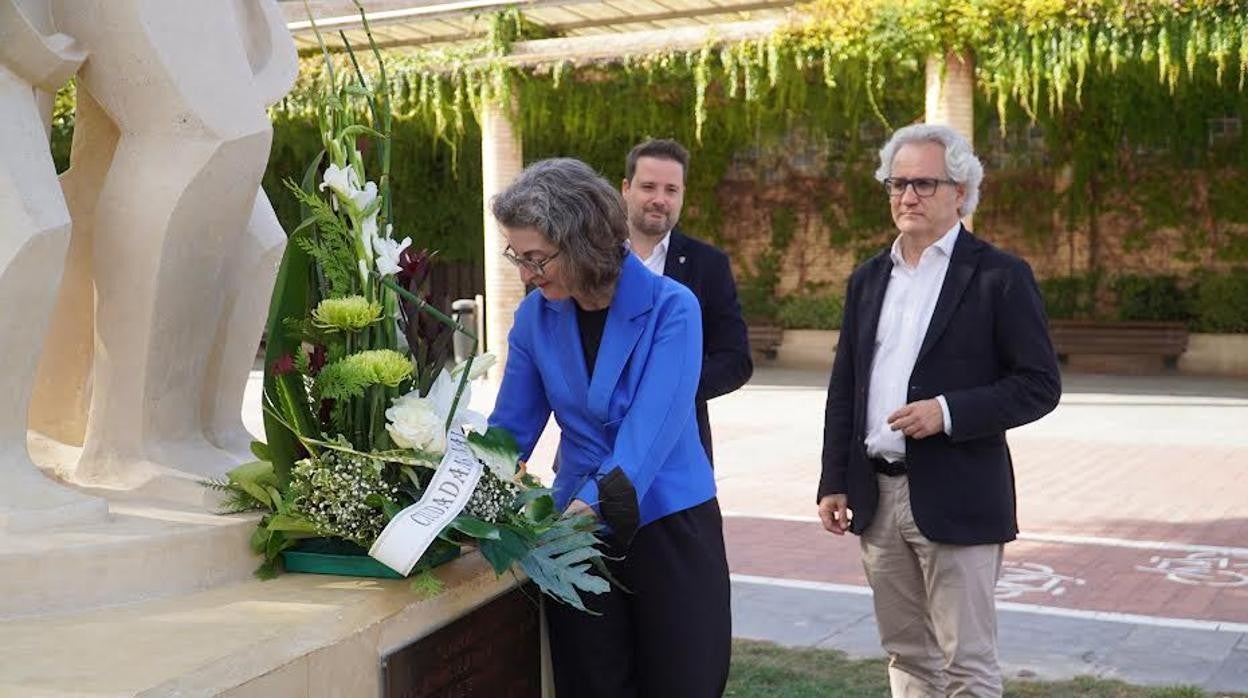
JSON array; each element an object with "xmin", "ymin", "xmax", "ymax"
[
  {"xmin": 772, "ymin": 329, "xmax": 838, "ymax": 371},
  {"xmin": 0, "ymin": 552, "xmax": 528, "ymax": 697},
  {"xmin": 1179, "ymin": 333, "xmax": 1248, "ymax": 377},
  {"xmin": 0, "ymin": 501, "xmax": 258, "ymax": 619},
  {"xmin": 768, "ymin": 329, "xmax": 1248, "ymax": 378}
]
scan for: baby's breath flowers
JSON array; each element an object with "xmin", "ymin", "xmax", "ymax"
[
  {"xmin": 463, "ymin": 469, "xmax": 520, "ymax": 524},
  {"xmin": 289, "ymin": 448, "xmax": 400, "ymax": 547}
]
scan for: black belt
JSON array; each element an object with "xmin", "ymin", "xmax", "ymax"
[{"xmin": 870, "ymin": 457, "xmax": 907, "ymax": 477}]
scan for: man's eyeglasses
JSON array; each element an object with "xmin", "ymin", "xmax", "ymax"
[
  {"xmin": 882, "ymin": 177, "xmax": 958, "ymax": 198},
  {"xmin": 502, "ymin": 246, "xmax": 562, "ymax": 277}
]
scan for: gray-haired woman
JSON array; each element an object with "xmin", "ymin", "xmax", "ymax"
[{"xmin": 488, "ymin": 158, "xmax": 731, "ymax": 697}]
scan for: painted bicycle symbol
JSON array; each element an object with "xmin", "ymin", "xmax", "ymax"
[
  {"xmin": 1135, "ymin": 552, "xmax": 1248, "ymax": 587},
  {"xmin": 995, "ymin": 561, "xmax": 1086, "ymax": 600}
]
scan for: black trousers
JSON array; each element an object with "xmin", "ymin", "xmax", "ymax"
[{"xmin": 545, "ymin": 497, "xmax": 732, "ymax": 698}]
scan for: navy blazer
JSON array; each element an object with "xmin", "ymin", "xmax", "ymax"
[
  {"xmin": 490, "ymin": 254, "xmax": 716, "ymax": 528},
  {"xmin": 818, "ymin": 228, "xmax": 1061, "ymax": 545},
  {"xmin": 663, "ymin": 229, "xmax": 753, "ymax": 462}
]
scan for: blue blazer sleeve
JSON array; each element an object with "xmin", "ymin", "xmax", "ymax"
[
  {"xmin": 575, "ymin": 288, "xmax": 703, "ymax": 508},
  {"xmin": 487, "ymin": 302, "xmax": 553, "ymax": 460}
]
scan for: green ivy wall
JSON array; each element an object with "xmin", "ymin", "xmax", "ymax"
[{"xmin": 50, "ymin": 1, "xmax": 1248, "ymax": 330}]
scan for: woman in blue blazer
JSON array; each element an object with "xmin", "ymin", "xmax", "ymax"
[{"xmin": 488, "ymin": 158, "xmax": 730, "ymax": 697}]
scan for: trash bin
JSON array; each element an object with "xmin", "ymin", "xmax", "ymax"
[{"xmin": 451, "ymin": 298, "xmax": 477, "ymax": 364}]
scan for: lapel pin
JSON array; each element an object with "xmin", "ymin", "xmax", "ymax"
[{"xmin": 679, "ymin": 256, "xmax": 686, "ymax": 264}]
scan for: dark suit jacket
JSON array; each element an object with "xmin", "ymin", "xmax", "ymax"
[
  {"xmin": 818, "ymin": 228, "xmax": 1061, "ymax": 545},
  {"xmin": 663, "ymin": 229, "xmax": 753, "ymax": 463}
]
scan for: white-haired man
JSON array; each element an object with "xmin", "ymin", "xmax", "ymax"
[{"xmin": 817, "ymin": 124, "xmax": 1061, "ymax": 697}]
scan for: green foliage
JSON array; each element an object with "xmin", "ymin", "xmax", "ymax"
[
  {"xmin": 1112, "ymin": 275, "xmax": 1190, "ymax": 322},
  {"xmin": 738, "ymin": 250, "xmax": 783, "ymax": 324},
  {"xmin": 408, "ymin": 569, "xmax": 445, "ymax": 597},
  {"xmin": 727, "ymin": 638, "xmax": 1243, "ymax": 698},
  {"xmin": 1044, "ymin": 270, "xmax": 1248, "ymax": 331},
  {"xmin": 516, "ymin": 515, "xmax": 612, "ymax": 613},
  {"xmin": 288, "ymin": 447, "xmax": 399, "ymax": 547},
  {"xmin": 1188, "ymin": 267, "xmax": 1248, "ymax": 332},
  {"xmin": 777, "ymin": 288, "xmax": 845, "ymax": 330},
  {"xmin": 1040, "ymin": 273, "xmax": 1101, "ymax": 320},
  {"xmin": 314, "ymin": 350, "xmax": 411, "ymax": 401},
  {"xmin": 45, "ymin": 2, "xmax": 1248, "ymax": 334},
  {"xmin": 286, "ymin": 181, "xmax": 361, "ymax": 297},
  {"xmin": 770, "ymin": 207, "xmax": 798, "ymax": 250},
  {"xmin": 466, "ymin": 427, "xmax": 522, "ymax": 480}
]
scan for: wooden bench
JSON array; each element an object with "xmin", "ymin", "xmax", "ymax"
[
  {"xmin": 1049, "ymin": 320, "xmax": 1189, "ymax": 372},
  {"xmin": 747, "ymin": 325, "xmax": 784, "ymax": 360}
]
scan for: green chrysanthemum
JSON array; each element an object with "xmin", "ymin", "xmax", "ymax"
[
  {"xmin": 312, "ymin": 295, "xmax": 382, "ymax": 332},
  {"xmin": 316, "ymin": 349, "xmax": 413, "ymax": 401},
  {"xmin": 358, "ymin": 349, "xmax": 414, "ymax": 387}
]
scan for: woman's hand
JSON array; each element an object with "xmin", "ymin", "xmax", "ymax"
[{"xmin": 566, "ymin": 498, "xmax": 598, "ymax": 520}]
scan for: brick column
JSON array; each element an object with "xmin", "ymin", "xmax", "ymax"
[
  {"xmin": 481, "ymin": 96, "xmax": 525, "ymax": 378},
  {"xmin": 925, "ymin": 50, "xmax": 975, "ymax": 229}
]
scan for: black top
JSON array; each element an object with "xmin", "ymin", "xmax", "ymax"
[{"xmin": 575, "ymin": 304, "xmax": 609, "ymax": 378}]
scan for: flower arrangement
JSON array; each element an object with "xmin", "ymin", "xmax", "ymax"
[{"xmin": 206, "ymin": 3, "xmax": 607, "ymax": 611}]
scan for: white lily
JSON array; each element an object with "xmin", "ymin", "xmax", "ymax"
[
  {"xmin": 360, "ymin": 215, "xmax": 379, "ymax": 263},
  {"xmin": 350, "ymin": 181, "xmax": 379, "ymax": 213},
  {"xmin": 373, "ymin": 235, "xmax": 412, "ymax": 277},
  {"xmin": 427, "ymin": 367, "xmax": 488, "ymax": 434},
  {"xmin": 319, "ymin": 163, "xmax": 359, "ymax": 199},
  {"xmin": 450, "ymin": 353, "xmax": 496, "ymax": 382}
]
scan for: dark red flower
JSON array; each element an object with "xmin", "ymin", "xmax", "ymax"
[
  {"xmin": 309, "ymin": 344, "xmax": 328, "ymax": 375},
  {"xmin": 398, "ymin": 247, "xmax": 430, "ymax": 287},
  {"xmin": 271, "ymin": 353, "xmax": 296, "ymax": 376}
]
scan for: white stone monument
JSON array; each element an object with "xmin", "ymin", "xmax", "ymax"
[
  {"xmin": 0, "ymin": 0, "xmax": 107, "ymax": 530},
  {"xmin": 31, "ymin": 0, "xmax": 298, "ymax": 501}
]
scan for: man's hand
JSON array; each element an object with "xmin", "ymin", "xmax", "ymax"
[
  {"xmin": 888, "ymin": 399, "xmax": 944, "ymax": 439},
  {"xmin": 818, "ymin": 494, "xmax": 851, "ymax": 535}
]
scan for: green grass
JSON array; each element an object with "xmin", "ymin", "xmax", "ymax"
[{"xmin": 726, "ymin": 639, "xmax": 1245, "ymax": 697}]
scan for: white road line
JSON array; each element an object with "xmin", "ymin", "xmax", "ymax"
[
  {"xmin": 1016, "ymin": 531, "xmax": 1248, "ymax": 557},
  {"xmin": 722, "ymin": 511, "xmax": 1248, "ymax": 556},
  {"xmin": 731, "ymin": 574, "xmax": 1248, "ymax": 634},
  {"xmin": 732, "ymin": 574, "xmax": 873, "ymax": 597}
]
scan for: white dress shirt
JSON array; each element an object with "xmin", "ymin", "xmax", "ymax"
[
  {"xmin": 864, "ymin": 224, "xmax": 958, "ymax": 462},
  {"xmin": 628, "ymin": 230, "xmax": 671, "ymax": 275}
]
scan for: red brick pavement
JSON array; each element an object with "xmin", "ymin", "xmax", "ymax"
[
  {"xmin": 725, "ymin": 515, "xmax": 1248, "ymax": 624},
  {"xmin": 1010, "ymin": 437, "xmax": 1248, "ymax": 548}
]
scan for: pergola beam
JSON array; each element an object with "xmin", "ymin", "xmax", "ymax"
[
  {"xmin": 286, "ymin": 1, "xmax": 795, "ymax": 54},
  {"xmin": 500, "ymin": 17, "xmax": 786, "ymax": 67},
  {"xmin": 544, "ymin": 1, "xmax": 795, "ymax": 32},
  {"xmin": 283, "ymin": 0, "xmax": 597, "ymax": 33}
]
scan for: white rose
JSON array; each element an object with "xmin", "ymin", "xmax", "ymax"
[{"xmin": 385, "ymin": 393, "xmax": 446, "ymax": 453}]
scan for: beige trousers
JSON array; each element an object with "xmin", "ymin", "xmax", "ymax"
[{"xmin": 861, "ymin": 473, "xmax": 1004, "ymax": 698}]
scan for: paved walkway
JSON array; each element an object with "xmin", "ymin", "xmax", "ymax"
[
  {"xmin": 513, "ymin": 368, "xmax": 1248, "ymax": 692},
  {"xmin": 247, "ymin": 367, "xmax": 1248, "ymax": 691}
]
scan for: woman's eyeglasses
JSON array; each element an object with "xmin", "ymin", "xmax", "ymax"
[{"xmin": 502, "ymin": 247, "xmax": 562, "ymax": 277}]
